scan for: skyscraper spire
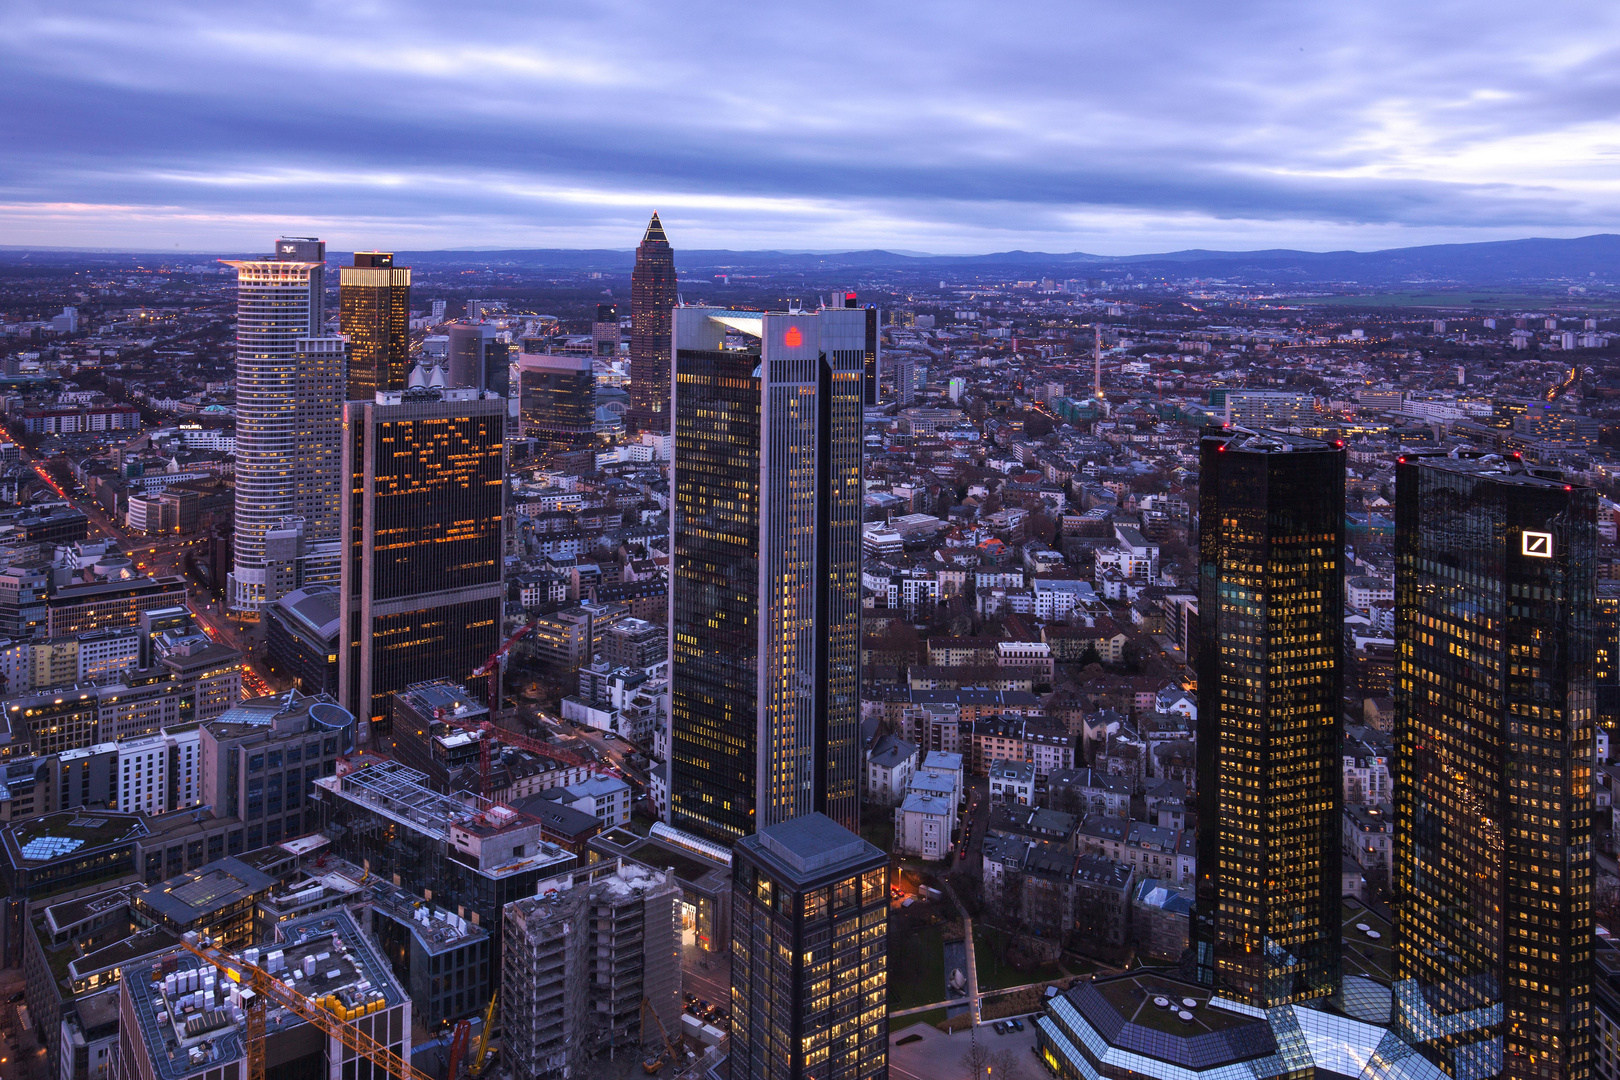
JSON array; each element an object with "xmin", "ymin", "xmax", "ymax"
[
  {"xmin": 643, "ymin": 211, "xmax": 668, "ymax": 244},
  {"xmin": 629, "ymin": 211, "xmax": 678, "ymax": 433}
]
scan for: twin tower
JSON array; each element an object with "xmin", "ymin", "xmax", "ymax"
[{"xmin": 1198, "ymin": 430, "xmax": 1595, "ymax": 1079}]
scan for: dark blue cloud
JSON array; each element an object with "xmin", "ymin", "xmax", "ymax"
[{"xmin": 2, "ymin": 0, "xmax": 1618, "ymax": 251}]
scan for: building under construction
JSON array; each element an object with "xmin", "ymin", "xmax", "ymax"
[
  {"xmin": 502, "ymin": 859, "xmax": 682, "ymax": 1080},
  {"xmin": 113, "ymin": 906, "xmax": 408, "ymax": 1080},
  {"xmin": 314, "ymin": 759, "xmax": 575, "ymax": 995}
]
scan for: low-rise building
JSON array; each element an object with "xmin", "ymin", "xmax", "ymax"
[
  {"xmin": 893, "ymin": 791, "xmax": 955, "ymax": 861},
  {"xmin": 1071, "ymin": 854, "xmax": 1134, "ymax": 956},
  {"xmin": 865, "ymin": 733, "xmax": 918, "ymax": 806},
  {"xmin": 1344, "ymin": 803, "xmax": 1393, "ymax": 879},
  {"xmin": 1045, "ymin": 767, "xmax": 1131, "ymax": 819},
  {"xmin": 988, "ymin": 758, "xmax": 1035, "ymax": 805}
]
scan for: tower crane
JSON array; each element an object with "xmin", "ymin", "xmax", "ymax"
[
  {"xmin": 471, "ymin": 618, "xmax": 538, "ymax": 716},
  {"xmin": 177, "ymin": 937, "xmax": 438, "ymax": 1080},
  {"xmin": 436, "ymin": 711, "xmax": 619, "ymax": 799}
]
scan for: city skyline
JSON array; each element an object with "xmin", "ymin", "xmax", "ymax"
[{"xmin": 4, "ymin": 3, "xmax": 1618, "ymax": 253}]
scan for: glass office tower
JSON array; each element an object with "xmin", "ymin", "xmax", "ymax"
[
  {"xmin": 517, "ymin": 351, "xmax": 598, "ymax": 454},
  {"xmin": 223, "ymin": 238, "xmax": 344, "ymax": 615},
  {"xmin": 628, "ymin": 213, "xmax": 677, "ymax": 432},
  {"xmin": 339, "ymin": 251, "xmax": 411, "ymax": 400},
  {"xmin": 1194, "ymin": 429, "xmax": 1344, "ymax": 1009},
  {"xmin": 1393, "ymin": 455, "xmax": 1596, "ymax": 1080},
  {"xmin": 447, "ymin": 322, "xmax": 511, "ymax": 398},
  {"xmin": 729, "ymin": 813, "xmax": 887, "ymax": 1080},
  {"xmin": 339, "ymin": 388, "xmax": 506, "ymax": 740},
  {"xmin": 669, "ymin": 306, "xmax": 867, "ymax": 845}
]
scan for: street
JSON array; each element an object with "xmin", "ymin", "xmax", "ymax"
[{"xmin": 18, "ymin": 445, "xmax": 277, "ymax": 697}]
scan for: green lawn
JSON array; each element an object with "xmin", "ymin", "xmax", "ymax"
[
  {"xmin": 1340, "ymin": 899, "xmax": 1395, "ymax": 981},
  {"xmin": 859, "ymin": 808, "xmax": 894, "ymax": 854},
  {"xmin": 974, "ymin": 925, "xmax": 1065, "ymax": 991},
  {"xmin": 889, "ymin": 922, "xmax": 947, "ymax": 1010}
]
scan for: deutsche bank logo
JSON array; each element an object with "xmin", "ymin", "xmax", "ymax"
[{"xmin": 1522, "ymin": 531, "xmax": 1553, "ymax": 558}]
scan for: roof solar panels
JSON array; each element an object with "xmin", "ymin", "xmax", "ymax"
[{"xmin": 20, "ymin": 836, "xmax": 85, "ymax": 860}]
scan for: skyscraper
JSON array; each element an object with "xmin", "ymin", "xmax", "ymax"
[
  {"xmin": 517, "ymin": 352, "xmax": 598, "ymax": 456},
  {"xmin": 223, "ymin": 238, "xmax": 345, "ymax": 615},
  {"xmin": 830, "ymin": 291, "xmax": 880, "ymax": 406},
  {"xmin": 1393, "ymin": 455, "xmax": 1596, "ymax": 1080},
  {"xmin": 728, "ymin": 813, "xmax": 888, "ymax": 1080},
  {"xmin": 339, "ymin": 251, "xmax": 411, "ymax": 400},
  {"xmin": 593, "ymin": 303, "xmax": 619, "ymax": 358},
  {"xmin": 628, "ymin": 213, "xmax": 677, "ymax": 432},
  {"xmin": 339, "ymin": 388, "xmax": 506, "ymax": 739},
  {"xmin": 1194, "ymin": 428, "xmax": 1344, "ymax": 1008},
  {"xmin": 446, "ymin": 323, "xmax": 511, "ymax": 397},
  {"xmin": 668, "ymin": 305, "xmax": 866, "ymax": 845}
]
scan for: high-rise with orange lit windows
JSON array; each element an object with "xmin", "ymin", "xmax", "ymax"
[
  {"xmin": 339, "ymin": 251, "xmax": 411, "ymax": 400},
  {"xmin": 339, "ymin": 388, "xmax": 506, "ymax": 740},
  {"xmin": 1393, "ymin": 455, "xmax": 1596, "ymax": 1080},
  {"xmin": 668, "ymin": 305, "xmax": 869, "ymax": 845},
  {"xmin": 1194, "ymin": 428, "xmax": 1345, "ymax": 1008}
]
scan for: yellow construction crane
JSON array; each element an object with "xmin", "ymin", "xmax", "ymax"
[
  {"xmin": 469, "ymin": 991, "xmax": 499, "ymax": 1077},
  {"xmin": 178, "ymin": 938, "xmax": 437, "ymax": 1080},
  {"xmin": 639, "ymin": 997, "xmax": 681, "ymax": 1074}
]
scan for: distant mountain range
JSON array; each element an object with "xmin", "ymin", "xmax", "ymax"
[
  {"xmin": 388, "ymin": 234, "xmax": 1620, "ymax": 282},
  {"xmin": 4, "ymin": 234, "xmax": 1617, "ymax": 284}
]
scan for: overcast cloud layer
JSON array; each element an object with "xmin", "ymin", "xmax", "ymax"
[{"xmin": 4, "ymin": 0, "xmax": 1620, "ymax": 253}]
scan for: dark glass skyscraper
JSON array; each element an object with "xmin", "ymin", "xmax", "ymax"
[
  {"xmin": 669, "ymin": 306, "xmax": 867, "ymax": 845},
  {"xmin": 729, "ymin": 813, "xmax": 888, "ymax": 1080},
  {"xmin": 446, "ymin": 323, "xmax": 512, "ymax": 397},
  {"xmin": 629, "ymin": 212, "xmax": 677, "ymax": 432},
  {"xmin": 1194, "ymin": 429, "xmax": 1344, "ymax": 1009},
  {"xmin": 339, "ymin": 388, "xmax": 506, "ymax": 740},
  {"xmin": 517, "ymin": 351, "xmax": 597, "ymax": 455},
  {"xmin": 1393, "ymin": 455, "xmax": 1596, "ymax": 1080},
  {"xmin": 593, "ymin": 303, "xmax": 619, "ymax": 358},
  {"xmin": 831, "ymin": 290, "xmax": 880, "ymax": 406},
  {"xmin": 339, "ymin": 251, "xmax": 411, "ymax": 400}
]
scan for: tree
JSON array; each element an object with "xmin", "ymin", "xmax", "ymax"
[
  {"xmin": 990, "ymin": 1049, "xmax": 1025, "ymax": 1080},
  {"xmin": 1021, "ymin": 411, "xmax": 1053, "ymax": 438},
  {"xmin": 1077, "ymin": 644, "xmax": 1102, "ymax": 669},
  {"xmin": 1026, "ymin": 510, "xmax": 1058, "ymax": 545},
  {"xmin": 961, "ymin": 1042, "xmax": 993, "ymax": 1078}
]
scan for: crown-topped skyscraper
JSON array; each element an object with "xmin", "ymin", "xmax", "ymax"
[{"xmin": 628, "ymin": 212, "xmax": 677, "ymax": 432}]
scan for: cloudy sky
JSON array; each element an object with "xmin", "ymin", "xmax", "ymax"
[{"xmin": 3, "ymin": 0, "xmax": 1619, "ymax": 254}]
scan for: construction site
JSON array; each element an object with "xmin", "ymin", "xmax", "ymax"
[
  {"xmin": 501, "ymin": 859, "xmax": 688, "ymax": 1080},
  {"xmin": 116, "ymin": 906, "xmax": 409, "ymax": 1080}
]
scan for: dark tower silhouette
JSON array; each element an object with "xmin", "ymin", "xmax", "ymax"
[
  {"xmin": 628, "ymin": 212, "xmax": 677, "ymax": 432},
  {"xmin": 1393, "ymin": 455, "xmax": 1596, "ymax": 1080},
  {"xmin": 1194, "ymin": 428, "xmax": 1345, "ymax": 1009}
]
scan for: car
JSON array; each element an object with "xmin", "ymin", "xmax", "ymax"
[
  {"xmin": 1010, "ymin": 1018, "xmax": 1024, "ymax": 1032},
  {"xmin": 959, "ymin": 848, "xmax": 968, "ymax": 861}
]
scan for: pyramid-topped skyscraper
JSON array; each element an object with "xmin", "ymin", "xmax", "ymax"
[{"xmin": 628, "ymin": 212, "xmax": 677, "ymax": 432}]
